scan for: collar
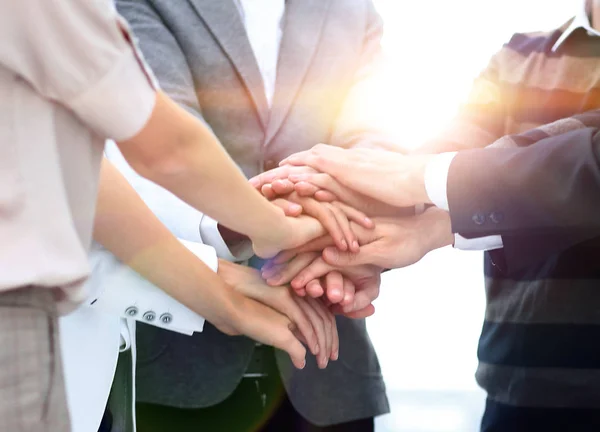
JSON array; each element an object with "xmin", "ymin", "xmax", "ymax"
[{"xmin": 552, "ymin": 0, "xmax": 600, "ymax": 52}]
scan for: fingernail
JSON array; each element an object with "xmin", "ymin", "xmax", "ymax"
[
  {"xmin": 364, "ymin": 217, "xmax": 373, "ymax": 225},
  {"xmin": 292, "ymin": 278, "xmax": 304, "ymax": 288},
  {"xmin": 353, "ymin": 241, "xmax": 359, "ymax": 250},
  {"xmin": 249, "ymin": 179, "xmax": 259, "ymax": 186},
  {"xmin": 340, "ymin": 240, "xmax": 347, "ymax": 250},
  {"xmin": 314, "ymin": 343, "xmax": 320, "ymax": 354},
  {"xmin": 300, "ymin": 359, "xmax": 306, "ymax": 369},
  {"xmin": 333, "ymin": 351, "xmax": 339, "ymax": 361},
  {"xmin": 290, "ymin": 203, "xmax": 302, "ymax": 212}
]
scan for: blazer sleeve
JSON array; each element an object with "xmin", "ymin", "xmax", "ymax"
[
  {"xmin": 447, "ymin": 127, "xmax": 600, "ymax": 269},
  {"xmin": 0, "ymin": 0, "xmax": 156, "ymax": 141}
]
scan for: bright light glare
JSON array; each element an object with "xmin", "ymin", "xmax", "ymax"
[{"xmin": 367, "ymin": 1, "xmax": 575, "ymax": 431}]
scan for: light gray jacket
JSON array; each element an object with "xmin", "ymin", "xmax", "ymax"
[{"xmin": 116, "ymin": 0, "xmax": 391, "ymax": 425}]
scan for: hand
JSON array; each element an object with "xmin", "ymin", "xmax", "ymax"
[
  {"xmin": 261, "ymin": 252, "xmax": 353, "ymax": 305},
  {"xmin": 280, "ymin": 144, "xmax": 434, "ymax": 208},
  {"xmin": 249, "ymin": 165, "xmax": 320, "ymax": 195},
  {"xmin": 290, "ymin": 261, "xmax": 382, "ymax": 317},
  {"xmin": 292, "ymin": 174, "xmax": 413, "ymax": 218},
  {"xmin": 284, "ymin": 192, "xmax": 374, "ymax": 252},
  {"xmin": 251, "ymin": 212, "xmax": 326, "ymax": 259},
  {"xmin": 250, "ymin": 165, "xmax": 402, "ymax": 218},
  {"xmin": 263, "ymin": 254, "xmax": 381, "ymax": 316},
  {"xmin": 218, "ymin": 261, "xmax": 339, "ymax": 368},
  {"xmin": 272, "ymin": 207, "xmax": 454, "ymax": 270}
]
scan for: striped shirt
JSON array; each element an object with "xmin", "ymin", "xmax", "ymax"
[{"xmin": 423, "ymin": 3, "xmax": 600, "ymax": 430}]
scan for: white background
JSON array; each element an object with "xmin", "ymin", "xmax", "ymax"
[{"xmin": 367, "ymin": 1, "xmax": 574, "ymax": 431}]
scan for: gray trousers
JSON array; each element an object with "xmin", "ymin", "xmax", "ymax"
[{"xmin": 0, "ymin": 287, "xmax": 71, "ymax": 432}]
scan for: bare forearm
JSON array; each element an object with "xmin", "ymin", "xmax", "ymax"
[
  {"xmin": 116, "ymin": 91, "xmax": 284, "ymax": 241},
  {"xmin": 93, "ymin": 159, "xmax": 241, "ymax": 324}
]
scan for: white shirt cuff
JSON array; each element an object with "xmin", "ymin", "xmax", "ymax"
[
  {"xmin": 424, "ymin": 153, "xmax": 503, "ymax": 252},
  {"xmin": 424, "ymin": 152, "xmax": 457, "ymax": 211},
  {"xmin": 199, "ymin": 215, "xmax": 254, "ymax": 262},
  {"xmin": 454, "ymin": 234, "xmax": 504, "ymax": 251}
]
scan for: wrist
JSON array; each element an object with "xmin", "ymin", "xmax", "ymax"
[
  {"xmin": 419, "ymin": 208, "xmax": 454, "ymax": 252},
  {"xmin": 408, "ymin": 155, "xmax": 434, "ymax": 205}
]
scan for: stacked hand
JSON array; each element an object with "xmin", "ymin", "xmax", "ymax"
[{"xmin": 235, "ymin": 144, "xmax": 454, "ymax": 370}]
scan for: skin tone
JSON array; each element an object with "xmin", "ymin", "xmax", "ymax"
[
  {"xmin": 94, "ymin": 159, "xmax": 331, "ymax": 369},
  {"xmin": 116, "ymin": 92, "xmax": 356, "ymax": 258},
  {"xmin": 249, "ymin": 146, "xmax": 455, "ymax": 313}
]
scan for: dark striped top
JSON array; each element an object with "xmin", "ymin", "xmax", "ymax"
[{"xmin": 422, "ymin": 11, "xmax": 600, "ymax": 428}]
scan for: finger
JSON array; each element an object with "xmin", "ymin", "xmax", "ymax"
[
  {"xmin": 341, "ymin": 277, "xmax": 356, "ymax": 307},
  {"xmin": 282, "ymin": 288, "xmax": 320, "ymax": 356},
  {"xmin": 292, "ymin": 197, "xmax": 348, "ymax": 251},
  {"xmin": 314, "ymin": 190, "xmax": 337, "ymax": 202},
  {"xmin": 294, "ymin": 181, "xmax": 321, "ymax": 197},
  {"xmin": 280, "ymin": 144, "xmax": 342, "ymax": 171},
  {"xmin": 265, "ymin": 252, "xmax": 320, "ymax": 287},
  {"xmin": 314, "ymin": 298, "xmax": 339, "ymax": 363},
  {"xmin": 326, "ymin": 303, "xmax": 340, "ymax": 361},
  {"xmin": 346, "ymin": 281, "xmax": 380, "ymax": 313},
  {"xmin": 322, "ymin": 246, "xmax": 370, "ymax": 267},
  {"xmin": 270, "ymin": 198, "xmax": 302, "ymax": 217},
  {"xmin": 273, "ymin": 235, "xmax": 336, "ymax": 265},
  {"xmin": 324, "ymin": 271, "xmax": 344, "ymax": 304},
  {"xmin": 291, "ymin": 258, "xmax": 334, "ymax": 290},
  {"xmin": 261, "ymin": 184, "xmax": 277, "ymax": 200},
  {"xmin": 294, "ymin": 297, "xmax": 327, "ymax": 367},
  {"xmin": 288, "ymin": 173, "xmax": 346, "ymax": 200},
  {"xmin": 333, "ymin": 201, "xmax": 374, "ymax": 230},
  {"xmin": 249, "ymin": 165, "xmax": 317, "ymax": 189},
  {"xmin": 278, "ymin": 327, "xmax": 308, "ymax": 370},
  {"xmin": 305, "ymin": 279, "xmax": 325, "ymax": 298},
  {"xmin": 326, "ymin": 202, "xmax": 358, "ymax": 252},
  {"xmin": 249, "ymin": 310, "xmax": 307, "ymax": 370},
  {"xmin": 271, "ymin": 179, "xmax": 295, "ymax": 196},
  {"xmin": 307, "ymin": 297, "xmax": 333, "ymax": 368}
]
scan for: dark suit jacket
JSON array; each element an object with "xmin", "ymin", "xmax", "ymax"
[
  {"xmin": 448, "ymin": 127, "xmax": 600, "ymax": 271},
  {"xmin": 116, "ymin": 0, "xmax": 390, "ymax": 425}
]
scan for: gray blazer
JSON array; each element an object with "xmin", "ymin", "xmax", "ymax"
[{"xmin": 116, "ymin": 0, "xmax": 390, "ymax": 425}]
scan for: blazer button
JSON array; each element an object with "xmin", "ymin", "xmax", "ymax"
[
  {"xmin": 472, "ymin": 213, "xmax": 486, "ymax": 225},
  {"xmin": 125, "ymin": 306, "xmax": 138, "ymax": 317},
  {"xmin": 490, "ymin": 211, "xmax": 504, "ymax": 224},
  {"xmin": 264, "ymin": 159, "xmax": 277, "ymax": 171},
  {"xmin": 160, "ymin": 313, "xmax": 173, "ymax": 324},
  {"xmin": 143, "ymin": 311, "xmax": 156, "ymax": 322}
]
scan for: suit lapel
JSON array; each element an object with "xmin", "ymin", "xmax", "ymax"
[
  {"xmin": 188, "ymin": 0, "xmax": 269, "ymax": 128},
  {"xmin": 265, "ymin": 0, "xmax": 333, "ymax": 144}
]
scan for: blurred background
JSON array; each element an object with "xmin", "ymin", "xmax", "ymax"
[{"xmin": 366, "ymin": 1, "xmax": 573, "ymax": 431}]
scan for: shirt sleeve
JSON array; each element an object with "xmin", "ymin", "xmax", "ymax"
[
  {"xmin": 0, "ymin": 0, "xmax": 157, "ymax": 141},
  {"xmin": 424, "ymin": 152, "xmax": 504, "ymax": 251},
  {"xmin": 199, "ymin": 215, "xmax": 255, "ymax": 262},
  {"xmin": 86, "ymin": 239, "xmax": 214, "ymax": 335}
]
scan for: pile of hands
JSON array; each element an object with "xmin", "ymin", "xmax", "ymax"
[{"xmin": 220, "ymin": 145, "xmax": 455, "ymax": 370}]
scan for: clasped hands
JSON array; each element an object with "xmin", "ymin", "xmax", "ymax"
[{"xmin": 240, "ymin": 145, "xmax": 455, "ymax": 369}]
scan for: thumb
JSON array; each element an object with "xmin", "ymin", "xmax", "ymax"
[{"xmin": 322, "ymin": 245, "xmax": 372, "ymax": 267}]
